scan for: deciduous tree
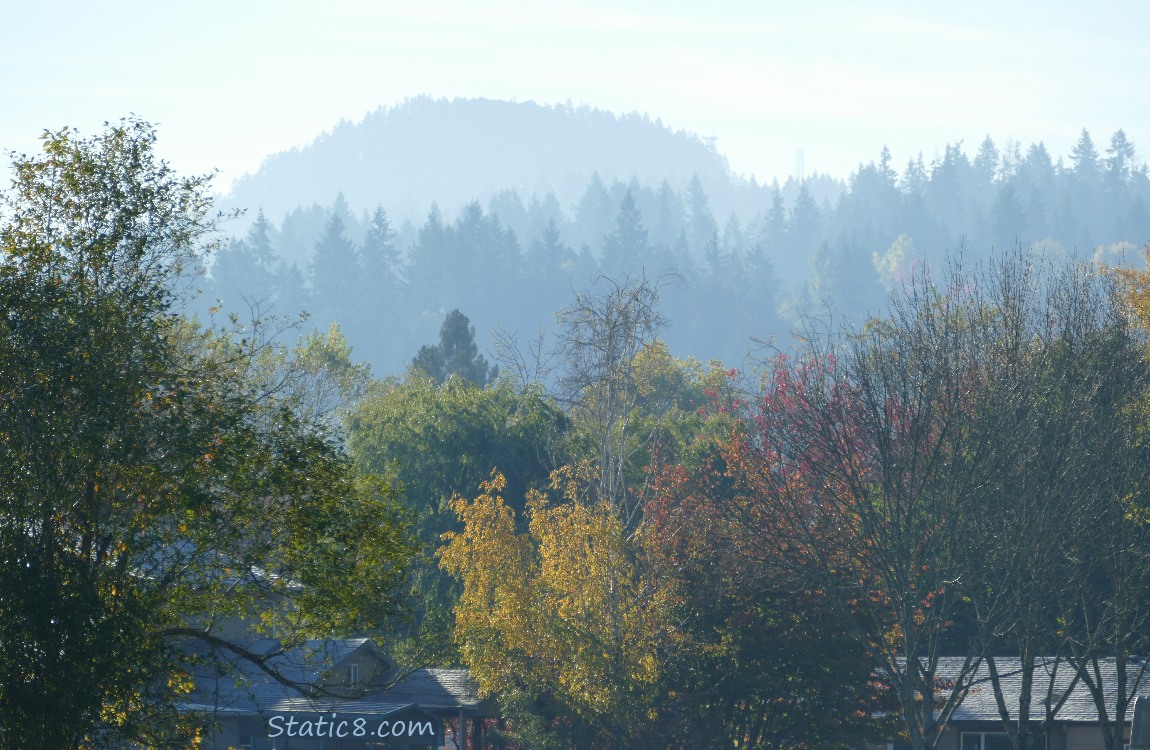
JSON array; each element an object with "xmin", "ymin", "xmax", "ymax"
[
  {"xmin": 0, "ymin": 121, "xmax": 416, "ymax": 749},
  {"xmin": 440, "ymin": 467, "xmax": 668, "ymax": 750}
]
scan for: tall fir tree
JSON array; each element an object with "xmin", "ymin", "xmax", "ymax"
[
  {"xmin": 411, "ymin": 309, "xmax": 497, "ymax": 387},
  {"xmin": 1070, "ymin": 128, "xmax": 1101, "ymax": 180},
  {"xmin": 602, "ymin": 191, "xmax": 650, "ymax": 277},
  {"xmin": 686, "ymin": 173, "xmax": 718, "ymax": 255},
  {"xmin": 309, "ymin": 209, "xmax": 361, "ymax": 327}
]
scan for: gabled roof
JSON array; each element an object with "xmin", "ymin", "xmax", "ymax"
[{"xmin": 185, "ymin": 638, "xmax": 492, "ymax": 719}]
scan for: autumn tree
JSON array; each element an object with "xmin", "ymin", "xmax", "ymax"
[
  {"xmin": 645, "ymin": 447, "xmax": 895, "ymax": 750},
  {"xmin": 347, "ymin": 373, "xmax": 565, "ymax": 664},
  {"xmin": 714, "ymin": 260, "xmax": 1004, "ymax": 750},
  {"xmin": 710, "ymin": 253, "xmax": 1150, "ymax": 750},
  {"xmin": 438, "ymin": 332, "xmax": 742, "ymax": 747},
  {"xmin": 1064, "ymin": 244, "xmax": 1150, "ymax": 750},
  {"xmin": 950, "ymin": 258, "xmax": 1150, "ymax": 750},
  {"xmin": 439, "ymin": 468, "xmax": 669, "ymax": 750}
]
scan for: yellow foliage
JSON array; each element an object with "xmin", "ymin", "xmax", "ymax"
[
  {"xmin": 1113, "ymin": 243, "xmax": 1150, "ymax": 332},
  {"xmin": 439, "ymin": 467, "xmax": 666, "ymax": 727}
]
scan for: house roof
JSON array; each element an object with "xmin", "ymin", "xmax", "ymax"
[
  {"xmin": 185, "ymin": 638, "xmax": 491, "ymax": 720},
  {"xmin": 931, "ymin": 656, "xmax": 1150, "ymax": 724}
]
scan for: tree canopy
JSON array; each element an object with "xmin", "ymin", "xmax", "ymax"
[{"xmin": 0, "ymin": 120, "xmax": 416, "ymax": 749}]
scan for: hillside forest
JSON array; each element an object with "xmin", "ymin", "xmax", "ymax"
[{"xmin": 197, "ymin": 123, "xmax": 1150, "ymax": 376}]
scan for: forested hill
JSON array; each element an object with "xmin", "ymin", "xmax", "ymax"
[
  {"xmin": 221, "ymin": 96, "xmax": 757, "ymax": 231},
  {"xmin": 202, "ymin": 122, "xmax": 1150, "ymax": 379}
]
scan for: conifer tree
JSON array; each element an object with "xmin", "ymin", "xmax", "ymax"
[
  {"xmin": 309, "ymin": 209, "xmax": 361, "ymax": 325},
  {"xmin": 412, "ymin": 309, "xmax": 497, "ymax": 387}
]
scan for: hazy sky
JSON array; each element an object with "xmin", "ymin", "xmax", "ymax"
[{"xmin": 4, "ymin": 1, "xmax": 1148, "ymax": 194}]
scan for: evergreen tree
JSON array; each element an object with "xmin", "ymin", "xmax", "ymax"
[
  {"xmin": 276, "ymin": 261, "xmax": 310, "ymax": 321},
  {"xmin": 602, "ymin": 191, "xmax": 650, "ymax": 277},
  {"xmin": 926, "ymin": 142, "xmax": 971, "ymax": 242},
  {"xmin": 651, "ymin": 180, "xmax": 684, "ymax": 250},
  {"xmin": 527, "ymin": 217, "xmax": 579, "ymax": 304},
  {"xmin": 686, "ymin": 173, "xmax": 718, "ymax": 254},
  {"xmin": 246, "ymin": 209, "xmax": 277, "ymax": 267},
  {"xmin": 720, "ymin": 213, "xmax": 745, "ymax": 257},
  {"xmin": 1070, "ymin": 128, "xmax": 1101, "ymax": 179},
  {"xmin": 354, "ymin": 206, "xmax": 402, "ymax": 365},
  {"xmin": 411, "ymin": 309, "xmax": 498, "ymax": 387},
  {"xmin": 209, "ymin": 239, "xmax": 253, "ymax": 317},
  {"xmin": 209, "ymin": 211, "xmax": 279, "ymax": 321},
  {"xmin": 879, "ymin": 145, "xmax": 899, "ymax": 186},
  {"xmin": 406, "ymin": 205, "xmax": 450, "ymax": 311},
  {"xmin": 329, "ymin": 191, "xmax": 360, "ymax": 239},
  {"xmin": 309, "ymin": 209, "xmax": 360, "ymax": 327},
  {"xmin": 454, "ymin": 201, "xmax": 522, "ymax": 322},
  {"xmin": 992, "ymin": 182, "xmax": 1027, "ymax": 249},
  {"xmin": 1106, "ymin": 129, "xmax": 1137, "ymax": 185},
  {"xmin": 901, "ymin": 154, "xmax": 928, "ymax": 195},
  {"xmin": 973, "ymin": 136, "xmax": 1000, "ymax": 186},
  {"xmin": 758, "ymin": 182, "xmax": 787, "ymax": 255},
  {"xmin": 488, "ymin": 189, "xmax": 529, "ymax": 241},
  {"xmin": 788, "ymin": 182, "xmax": 823, "ymax": 270},
  {"xmin": 572, "ymin": 172, "xmax": 615, "ymax": 254},
  {"xmin": 525, "ymin": 191, "xmax": 566, "ymax": 247},
  {"xmin": 361, "ymin": 205, "xmax": 401, "ymax": 287}
]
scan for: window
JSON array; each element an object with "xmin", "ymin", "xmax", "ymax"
[
  {"xmin": 962, "ymin": 732, "xmax": 1046, "ymax": 750},
  {"xmin": 347, "ymin": 663, "xmax": 360, "ymax": 688}
]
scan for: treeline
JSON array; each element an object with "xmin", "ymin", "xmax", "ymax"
[{"xmin": 201, "ymin": 128, "xmax": 1150, "ymax": 376}]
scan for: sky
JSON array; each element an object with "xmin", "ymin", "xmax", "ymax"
[{"xmin": 3, "ymin": 0, "xmax": 1149, "ymax": 195}]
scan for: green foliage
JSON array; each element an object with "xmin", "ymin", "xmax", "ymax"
[
  {"xmin": 346, "ymin": 373, "xmax": 565, "ymax": 665},
  {"xmin": 0, "ymin": 120, "xmax": 416, "ymax": 749},
  {"xmin": 349, "ymin": 376, "xmax": 564, "ymax": 524},
  {"xmin": 258, "ymin": 321, "xmax": 374, "ymax": 429}
]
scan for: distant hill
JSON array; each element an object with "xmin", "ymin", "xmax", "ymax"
[
  {"xmin": 202, "ymin": 109, "xmax": 1150, "ymax": 377},
  {"xmin": 221, "ymin": 96, "xmax": 753, "ymax": 228}
]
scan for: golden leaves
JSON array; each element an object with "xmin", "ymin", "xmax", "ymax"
[{"xmin": 439, "ymin": 467, "xmax": 664, "ymax": 720}]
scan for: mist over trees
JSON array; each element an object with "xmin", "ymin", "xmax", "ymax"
[
  {"xmin": 10, "ymin": 113, "xmax": 1150, "ymax": 750},
  {"xmin": 201, "ymin": 120, "xmax": 1150, "ymax": 378}
]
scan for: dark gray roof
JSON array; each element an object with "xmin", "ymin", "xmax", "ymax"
[
  {"xmin": 185, "ymin": 638, "xmax": 490, "ymax": 719},
  {"xmin": 931, "ymin": 656, "xmax": 1150, "ymax": 724}
]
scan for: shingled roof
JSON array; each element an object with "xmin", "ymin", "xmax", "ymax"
[
  {"xmin": 184, "ymin": 638, "xmax": 493, "ymax": 719},
  {"xmin": 931, "ymin": 656, "xmax": 1150, "ymax": 724}
]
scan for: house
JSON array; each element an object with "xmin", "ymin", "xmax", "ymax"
[
  {"xmin": 887, "ymin": 657, "xmax": 1150, "ymax": 750},
  {"xmin": 185, "ymin": 638, "xmax": 498, "ymax": 750}
]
